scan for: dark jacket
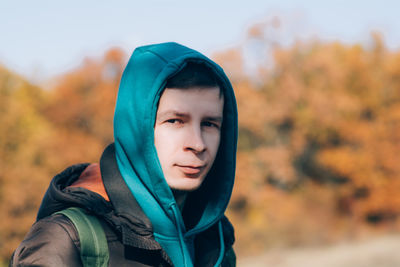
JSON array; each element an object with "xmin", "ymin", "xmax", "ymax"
[{"xmin": 11, "ymin": 144, "xmax": 235, "ymax": 267}]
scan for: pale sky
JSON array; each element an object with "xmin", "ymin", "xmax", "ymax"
[{"xmin": 1, "ymin": 0, "xmax": 399, "ymax": 83}]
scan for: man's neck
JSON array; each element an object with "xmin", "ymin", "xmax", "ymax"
[{"xmin": 172, "ymin": 189, "xmax": 188, "ymax": 212}]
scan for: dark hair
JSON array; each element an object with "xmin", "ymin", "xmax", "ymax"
[{"xmin": 165, "ymin": 62, "xmax": 222, "ymax": 96}]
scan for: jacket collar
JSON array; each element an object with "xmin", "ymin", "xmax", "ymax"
[
  {"xmin": 100, "ymin": 143, "xmax": 167, "ymax": 251},
  {"xmin": 35, "ymin": 144, "xmax": 171, "ymax": 263}
]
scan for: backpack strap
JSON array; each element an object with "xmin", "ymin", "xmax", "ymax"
[{"xmin": 55, "ymin": 207, "xmax": 109, "ymax": 267}]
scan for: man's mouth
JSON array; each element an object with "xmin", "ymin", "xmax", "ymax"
[{"xmin": 175, "ymin": 164, "xmax": 206, "ymax": 175}]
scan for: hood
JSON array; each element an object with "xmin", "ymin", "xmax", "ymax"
[
  {"xmin": 36, "ymin": 164, "xmax": 108, "ymax": 220},
  {"xmin": 113, "ymin": 42, "xmax": 237, "ymax": 266}
]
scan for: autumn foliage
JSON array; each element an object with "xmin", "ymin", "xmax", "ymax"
[{"xmin": 1, "ymin": 28, "xmax": 400, "ymax": 262}]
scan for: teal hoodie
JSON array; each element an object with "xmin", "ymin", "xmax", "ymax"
[{"xmin": 113, "ymin": 42, "xmax": 237, "ymax": 266}]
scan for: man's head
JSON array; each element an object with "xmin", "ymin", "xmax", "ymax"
[
  {"xmin": 154, "ymin": 63, "xmax": 224, "ymax": 192},
  {"xmin": 113, "ymin": 42, "xmax": 237, "ymax": 231}
]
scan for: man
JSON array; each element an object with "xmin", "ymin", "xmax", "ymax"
[{"xmin": 11, "ymin": 42, "xmax": 238, "ymax": 266}]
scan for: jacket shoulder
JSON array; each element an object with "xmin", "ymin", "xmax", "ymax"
[{"xmin": 11, "ymin": 214, "xmax": 82, "ymax": 267}]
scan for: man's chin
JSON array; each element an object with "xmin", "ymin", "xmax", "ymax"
[{"xmin": 168, "ymin": 180, "xmax": 204, "ymax": 192}]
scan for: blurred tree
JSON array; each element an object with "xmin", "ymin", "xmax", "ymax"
[
  {"xmin": 0, "ymin": 66, "xmax": 55, "ymax": 260},
  {"xmin": 217, "ymin": 26, "xmax": 400, "ymax": 255},
  {"xmin": 3, "ymin": 25, "xmax": 400, "ymax": 262},
  {"xmin": 0, "ymin": 48, "xmax": 126, "ymax": 262}
]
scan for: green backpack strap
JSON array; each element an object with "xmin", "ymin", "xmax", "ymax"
[{"xmin": 55, "ymin": 207, "xmax": 109, "ymax": 267}]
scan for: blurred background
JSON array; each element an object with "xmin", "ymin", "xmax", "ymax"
[{"xmin": 1, "ymin": 1, "xmax": 400, "ymax": 266}]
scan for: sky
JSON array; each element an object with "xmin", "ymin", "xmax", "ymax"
[{"xmin": 1, "ymin": 0, "xmax": 399, "ymax": 83}]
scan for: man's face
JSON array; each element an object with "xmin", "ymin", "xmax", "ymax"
[{"xmin": 154, "ymin": 87, "xmax": 224, "ymax": 192}]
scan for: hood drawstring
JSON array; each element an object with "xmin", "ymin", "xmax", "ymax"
[
  {"xmin": 170, "ymin": 203, "xmax": 191, "ymax": 267},
  {"xmin": 170, "ymin": 201, "xmax": 225, "ymax": 267},
  {"xmin": 214, "ymin": 221, "xmax": 225, "ymax": 267}
]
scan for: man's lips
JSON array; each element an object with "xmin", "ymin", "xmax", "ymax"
[{"xmin": 175, "ymin": 164, "xmax": 206, "ymax": 175}]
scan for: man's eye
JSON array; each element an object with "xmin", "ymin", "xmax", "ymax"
[
  {"xmin": 202, "ymin": 121, "xmax": 220, "ymax": 129},
  {"xmin": 166, "ymin": 119, "xmax": 182, "ymax": 124}
]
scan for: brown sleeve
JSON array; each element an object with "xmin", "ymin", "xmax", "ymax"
[{"xmin": 10, "ymin": 214, "xmax": 82, "ymax": 267}]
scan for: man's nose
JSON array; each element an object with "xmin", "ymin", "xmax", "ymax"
[{"xmin": 184, "ymin": 126, "xmax": 206, "ymax": 153}]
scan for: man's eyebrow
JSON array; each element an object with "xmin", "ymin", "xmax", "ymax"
[
  {"xmin": 157, "ymin": 110, "xmax": 189, "ymax": 120},
  {"xmin": 204, "ymin": 116, "xmax": 223, "ymax": 122},
  {"xmin": 157, "ymin": 111, "xmax": 223, "ymax": 122}
]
